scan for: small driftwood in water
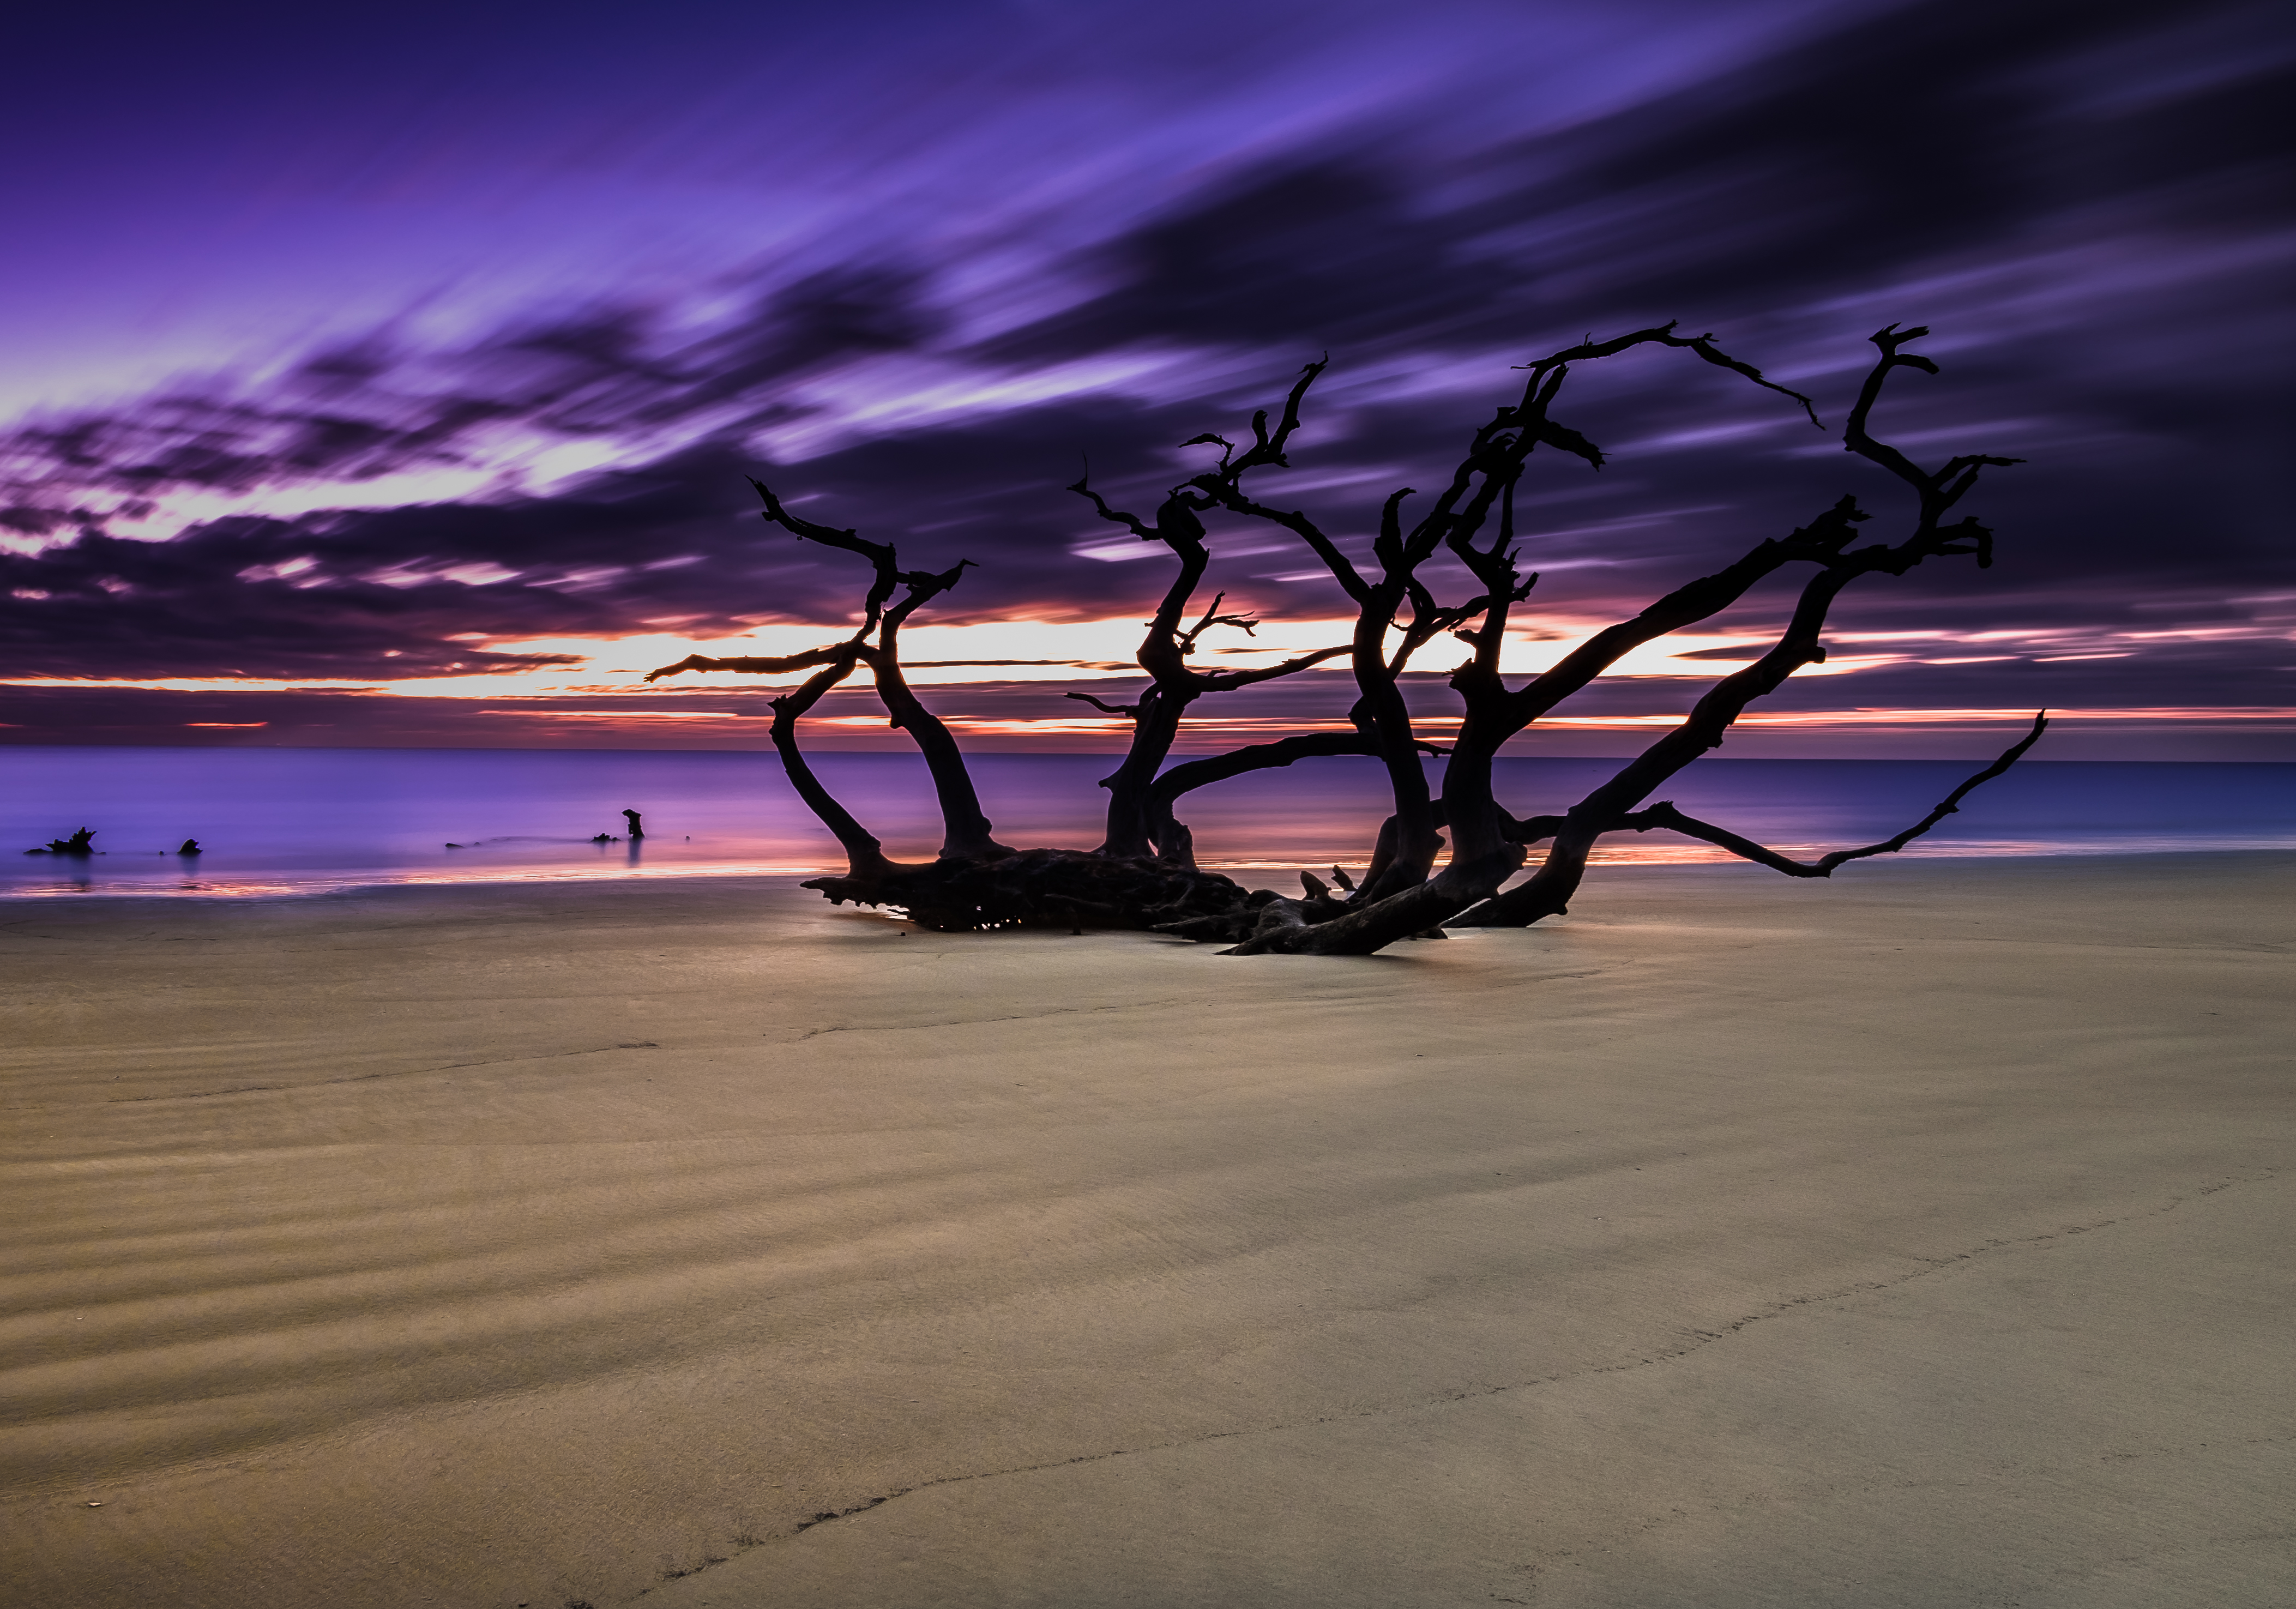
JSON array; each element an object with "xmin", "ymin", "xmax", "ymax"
[{"xmin": 25, "ymin": 828, "xmax": 97, "ymax": 856}]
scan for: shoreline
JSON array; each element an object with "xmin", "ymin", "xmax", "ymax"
[
  {"xmin": 4, "ymin": 853, "xmax": 2289, "ymax": 1606},
  {"xmin": 5, "ymin": 838, "xmax": 2293, "ymax": 905}
]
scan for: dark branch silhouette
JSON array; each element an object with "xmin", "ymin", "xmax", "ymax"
[
  {"xmin": 1610, "ymin": 713, "xmax": 2049, "ymax": 876},
  {"xmin": 647, "ymin": 323, "xmax": 2041, "ymax": 951}
]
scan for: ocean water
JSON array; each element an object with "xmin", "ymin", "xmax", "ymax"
[{"xmin": 2, "ymin": 746, "xmax": 2289, "ymax": 897}]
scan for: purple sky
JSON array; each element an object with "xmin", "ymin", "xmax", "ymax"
[{"xmin": 2, "ymin": 0, "xmax": 2288, "ymax": 759}]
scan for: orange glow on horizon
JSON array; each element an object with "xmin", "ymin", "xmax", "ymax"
[
  {"xmin": 455, "ymin": 704, "xmax": 2295, "ymax": 742},
  {"xmin": 6, "ymin": 612, "xmax": 2240, "ymax": 704}
]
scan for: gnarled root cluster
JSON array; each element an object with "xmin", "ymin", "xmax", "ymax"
[
  {"xmin": 804, "ymin": 846, "xmax": 1504, "ymax": 954},
  {"xmin": 1149, "ymin": 861, "xmax": 1465, "ymax": 951},
  {"xmin": 803, "ymin": 847, "xmax": 1251, "ymax": 933}
]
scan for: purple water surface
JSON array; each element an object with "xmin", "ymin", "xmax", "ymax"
[{"xmin": 3, "ymin": 747, "xmax": 2289, "ymax": 897}]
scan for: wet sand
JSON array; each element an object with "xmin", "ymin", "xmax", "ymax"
[{"xmin": 2, "ymin": 854, "xmax": 2289, "ymax": 1608}]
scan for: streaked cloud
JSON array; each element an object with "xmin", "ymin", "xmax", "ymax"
[{"xmin": 1, "ymin": 0, "xmax": 2288, "ymax": 757}]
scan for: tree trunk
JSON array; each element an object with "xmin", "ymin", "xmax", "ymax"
[
  {"xmin": 767, "ymin": 658, "xmax": 904, "ymax": 887},
  {"xmin": 866, "ymin": 630, "xmax": 1014, "ymax": 862},
  {"xmin": 1098, "ymin": 685, "xmax": 1192, "ymax": 859}
]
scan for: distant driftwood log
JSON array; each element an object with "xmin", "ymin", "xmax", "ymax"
[
  {"xmin": 25, "ymin": 828, "xmax": 98, "ymax": 856},
  {"xmin": 649, "ymin": 323, "xmax": 2042, "ymax": 955}
]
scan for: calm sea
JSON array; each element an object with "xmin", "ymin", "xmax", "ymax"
[{"xmin": 3, "ymin": 746, "xmax": 2290, "ymax": 897}]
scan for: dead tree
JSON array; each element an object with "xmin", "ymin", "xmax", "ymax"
[{"xmin": 649, "ymin": 322, "xmax": 2038, "ymax": 953}]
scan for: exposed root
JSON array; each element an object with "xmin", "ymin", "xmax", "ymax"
[{"xmin": 802, "ymin": 847, "xmax": 1255, "ymax": 933}]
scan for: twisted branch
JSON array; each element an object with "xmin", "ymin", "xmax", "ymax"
[{"xmin": 1615, "ymin": 714, "xmax": 2050, "ymax": 876}]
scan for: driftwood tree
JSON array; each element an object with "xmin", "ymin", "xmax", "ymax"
[{"xmin": 648, "ymin": 323, "xmax": 2041, "ymax": 954}]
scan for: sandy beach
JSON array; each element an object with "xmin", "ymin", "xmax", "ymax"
[{"xmin": 2, "ymin": 853, "xmax": 2288, "ymax": 1608}]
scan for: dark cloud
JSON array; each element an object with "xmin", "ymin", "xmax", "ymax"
[
  {"xmin": 1, "ymin": 446, "xmax": 803, "ymax": 678},
  {"xmin": 993, "ymin": 162, "xmax": 1524, "ymax": 355},
  {"xmin": 0, "ymin": 0, "xmax": 2288, "ymax": 755}
]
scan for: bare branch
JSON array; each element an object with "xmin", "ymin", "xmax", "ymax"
[
  {"xmin": 750, "ymin": 475, "xmax": 903, "ymax": 630},
  {"xmin": 1512, "ymin": 321, "xmax": 1821, "ymax": 429},
  {"xmin": 1064, "ymin": 690, "xmax": 1146, "ymax": 719},
  {"xmin": 1065, "ymin": 466, "xmax": 1160, "ymax": 543},
  {"xmin": 881, "ymin": 557, "xmax": 976, "ymax": 631},
  {"xmin": 1212, "ymin": 492, "xmax": 1373, "ymax": 603},
  {"xmin": 1616, "ymin": 714, "xmax": 2050, "ymax": 875},
  {"xmin": 1677, "ymin": 332, "xmax": 1824, "ymax": 429},
  {"xmin": 1176, "ymin": 590, "xmax": 1260, "ymax": 653},
  {"xmin": 1844, "ymin": 325, "xmax": 2024, "ymax": 521},
  {"xmin": 1843, "ymin": 324, "xmax": 1942, "ymax": 490},
  {"xmin": 1147, "ymin": 731, "xmax": 1380, "ymax": 823},
  {"xmin": 1493, "ymin": 496, "xmax": 1868, "ymax": 727},
  {"xmin": 1228, "ymin": 356, "xmax": 1328, "ymax": 477}
]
